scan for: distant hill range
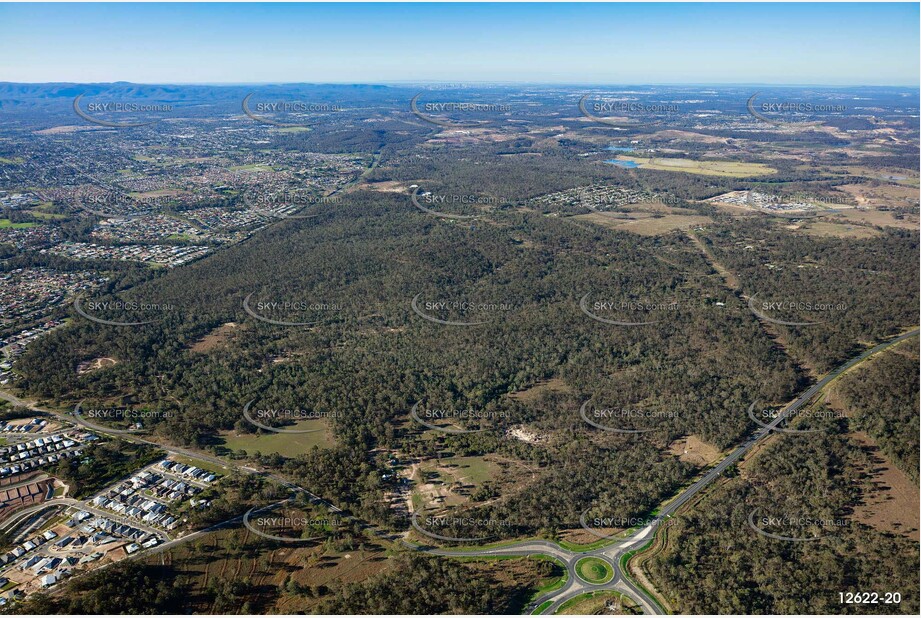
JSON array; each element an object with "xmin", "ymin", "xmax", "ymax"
[{"xmin": 0, "ymin": 81, "xmax": 400, "ymax": 112}]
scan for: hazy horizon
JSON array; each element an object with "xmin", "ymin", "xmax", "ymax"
[
  {"xmin": 1, "ymin": 3, "xmax": 918, "ymax": 86},
  {"xmin": 2, "ymin": 80, "xmax": 919, "ymax": 90}
]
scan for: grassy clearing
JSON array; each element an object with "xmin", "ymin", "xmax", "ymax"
[
  {"xmin": 613, "ymin": 155, "xmax": 776, "ymax": 177},
  {"xmin": 431, "ymin": 455, "xmax": 499, "ymax": 486},
  {"xmin": 794, "ymin": 220, "xmax": 881, "ymax": 239},
  {"xmin": 27, "ymin": 209, "xmax": 67, "ymax": 220},
  {"xmin": 0, "ymin": 219, "xmax": 38, "ymax": 229},
  {"xmin": 411, "ymin": 452, "xmax": 530, "ymax": 510},
  {"xmin": 229, "ymin": 163, "xmax": 275, "ymax": 173},
  {"xmin": 221, "ymin": 419, "xmax": 334, "ymax": 457},
  {"xmin": 575, "ymin": 212, "xmax": 712, "ymax": 236},
  {"xmin": 507, "ymin": 377, "xmax": 571, "ymax": 402}
]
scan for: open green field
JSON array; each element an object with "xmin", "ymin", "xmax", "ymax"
[
  {"xmin": 574, "ymin": 556, "xmax": 614, "ymax": 584},
  {"xmin": 435, "ymin": 455, "xmax": 501, "ymax": 486},
  {"xmin": 229, "ymin": 163, "xmax": 275, "ymax": 173},
  {"xmin": 221, "ymin": 419, "xmax": 334, "ymax": 456},
  {"xmin": 27, "ymin": 206, "xmax": 68, "ymax": 220},
  {"xmin": 613, "ymin": 155, "xmax": 776, "ymax": 177},
  {"xmin": 0, "ymin": 219, "xmax": 38, "ymax": 229}
]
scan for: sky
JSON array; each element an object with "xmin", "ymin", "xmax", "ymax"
[{"xmin": 0, "ymin": 2, "xmax": 918, "ymax": 86}]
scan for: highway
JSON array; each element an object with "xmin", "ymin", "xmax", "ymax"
[
  {"xmin": 1, "ymin": 328, "xmax": 917, "ymax": 614},
  {"xmin": 406, "ymin": 328, "xmax": 919, "ymax": 614}
]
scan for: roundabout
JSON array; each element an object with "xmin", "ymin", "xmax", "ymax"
[{"xmin": 575, "ymin": 556, "xmax": 615, "ymax": 585}]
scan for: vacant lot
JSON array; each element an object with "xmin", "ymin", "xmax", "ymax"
[
  {"xmin": 129, "ymin": 189, "xmax": 184, "ymax": 199},
  {"xmin": 229, "ymin": 163, "xmax": 275, "ymax": 173}
]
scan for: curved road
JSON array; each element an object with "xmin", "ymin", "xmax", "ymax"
[
  {"xmin": 407, "ymin": 329, "xmax": 919, "ymax": 614},
  {"xmin": 2, "ymin": 329, "xmax": 916, "ymax": 614}
]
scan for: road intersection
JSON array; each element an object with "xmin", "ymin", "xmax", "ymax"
[
  {"xmin": 1, "ymin": 328, "xmax": 916, "ymax": 614},
  {"xmin": 406, "ymin": 328, "xmax": 920, "ymax": 614}
]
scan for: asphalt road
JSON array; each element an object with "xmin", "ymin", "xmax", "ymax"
[
  {"xmin": 407, "ymin": 329, "xmax": 919, "ymax": 614},
  {"xmin": 660, "ymin": 327, "xmax": 919, "ymax": 519},
  {"xmin": 1, "ymin": 328, "xmax": 917, "ymax": 614}
]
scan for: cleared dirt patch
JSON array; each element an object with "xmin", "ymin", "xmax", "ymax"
[
  {"xmin": 506, "ymin": 425, "xmax": 550, "ymax": 445},
  {"xmin": 849, "ymin": 431, "xmax": 919, "ymax": 541},
  {"xmin": 614, "ymin": 214, "xmax": 712, "ymax": 236},
  {"xmin": 189, "ymin": 322, "xmax": 239, "ymax": 353},
  {"xmin": 76, "ymin": 356, "xmax": 118, "ymax": 375},
  {"xmin": 130, "ymin": 189, "xmax": 185, "ymax": 199},
  {"xmin": 668, "ymin": 435, "xmax": 721, "ymax": 467},
  {"xmin": 0, "ymin": 476, "xmax": 55, "ymax": 522},
  {"xmin": 793, "ymin": 220, "xmax": 881, "ymax": 239},
  {"xmin": 34, "ymin": 125, "xmax": 102, "ymax": 135},
  {"xmin": 575, "ymin": 212, "xmax": 712, "ymax": 236},
  {"xmin": 362, "ymin": 180, "xmax": 410, "ymax": 193},
  {"xmin": 410, "ymin": 453, "xmax": 534, "ymax": 511}
]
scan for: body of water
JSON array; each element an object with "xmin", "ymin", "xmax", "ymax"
[{"xmin": 604, "ymin": 159, "xmax": 640, "ymax": 168}]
